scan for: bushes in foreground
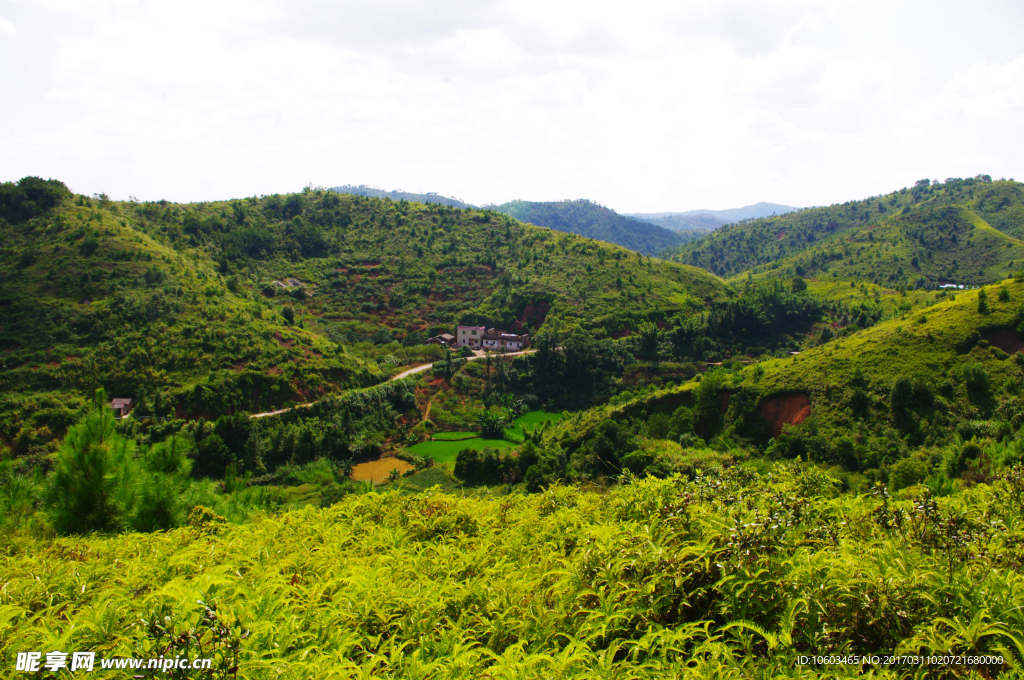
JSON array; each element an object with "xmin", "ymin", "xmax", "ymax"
[{"xmin": 3, "ymin": 464, "xmax": 1023, "ymax": 677}]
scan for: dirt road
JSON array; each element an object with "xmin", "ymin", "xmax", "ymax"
[{"xmin": 250, "ymin": 349, "xmax": 536, "ymax": 418}]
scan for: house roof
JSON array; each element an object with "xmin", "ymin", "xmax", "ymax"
[{"xmin": 110, "ymin": 398, "xmax": 133, "ymax": 407}]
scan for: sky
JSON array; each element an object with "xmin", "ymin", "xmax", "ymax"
[{"xmin": 1, "ymin": 0, "xmax": 1022, "ymax": 212}]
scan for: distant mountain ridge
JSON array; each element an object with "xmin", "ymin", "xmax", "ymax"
[
  {"xmin": 627, "ymin": 202, "xmax": 799, "ymax": 232},
  {"xmin": 329, "ymin": 184, "xmax": 797, "ymax": 255},
  {"xmin": 331, "ymin": 185, "xmax": 472, "ymax": 209},
  {"xmin": 488, "ymin": 199, "xmax": 692, "ymax": 256}
]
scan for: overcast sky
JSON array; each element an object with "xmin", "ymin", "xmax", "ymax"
[{"xmin": 1, "ymin": 0, "xmax": 1022, "ymax": 211}]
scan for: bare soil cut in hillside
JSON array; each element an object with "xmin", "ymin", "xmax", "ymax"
[
  {"xmin": 987, "ymin": 329, "xmax": 1024, "ymax": 354},
  {"xmin": 759, "ymin": 392, "xmax": 812, "ymax": 438}
]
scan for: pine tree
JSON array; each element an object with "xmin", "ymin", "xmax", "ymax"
[{"xmin": 45, "ymin": 389, "xmax": 140, "ymax": 534}]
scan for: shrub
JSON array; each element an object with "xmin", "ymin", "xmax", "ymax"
[{"xmin": 888, "ymin": 457, "xmax": 929, "ymax": 491}]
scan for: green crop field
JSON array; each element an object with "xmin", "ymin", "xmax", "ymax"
[
  {"xmin": 513, "ymin": 410, "xmax": 565, "ymax": 428},
  {"xmin": 430, "ymin": 431, "xmax": 480, "ymax": 441},
  {"xmin": 407, "ymin": 436, "xmax": 516, "ymax": 464}
]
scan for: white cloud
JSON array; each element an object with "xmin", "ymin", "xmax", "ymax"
[
  {"xmin": 1, "ymin": 0, "xmax": 1022, "ymax": 209},
  {"xmin": 905, "ymin": 54, "xmax": 1024, "ymax": 123},
  {"xmin": 0, "ymin": 15, "xmax": 14, "ymax": 34},
  {"xmin": 31, "ymin": 0, "xmax": 136, "ymax": 13}
]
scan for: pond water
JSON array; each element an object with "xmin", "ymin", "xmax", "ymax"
[{"xmin": 351, "ymin": 457, "xmax": 414, "ymax": 483}]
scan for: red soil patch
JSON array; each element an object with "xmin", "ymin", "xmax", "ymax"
[
  {"xmin": 519, "ymin": 301, "xmax": 550, "ymax": 327},
  {"xmin": 47, "ymin": 361, "xmax": 61, "ymax": 367},
  {"xmin": 231, "ymin": 361, "xmax": 250, "ymax": 373},
  {"xmin": 66, "ymin": 355, "xmax": 79, "ymax": 360},
  {"xmin": 612, "ymin": 327, "xmax": 633, "ymax": 339},
  {"xmin": 987, "ymin": 329, "xmax": 1024, "ymax": 354},
  {"xmin": 267, "ymin": 367, "xmax": 283, "ymax": 375},
  {"xmin": 776, "ymin": 229, "xmax": 786, "ymax": 239},
  {"xmin": 758, "ymin": 392, "xmax": 812, "ymax": 439},
  {"xmin": 273, "ymin": 332, "xmax": 295, "ymax": 348}
]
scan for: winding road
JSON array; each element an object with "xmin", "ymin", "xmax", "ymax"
[{"xmin": 250, "ymin": 348, "xmax": 536, "ymax": 419}]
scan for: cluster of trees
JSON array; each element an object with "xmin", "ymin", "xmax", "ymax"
[
  {"xmin": 189, "ymin": 380, "xmax": 417, "ymax": 478},
  {"xmin": 669, "ymin": 282, "xmax": 824, "ymax": 360},
  {"xmin": 0, "ymin": 176, "xmax": 71, "ymax": 223},
  {"xmin": 2, "ymin": 379, "xmax": 418, "ymax": 536}
]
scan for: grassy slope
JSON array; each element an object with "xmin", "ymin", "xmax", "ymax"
[
  {"xmin": 491, "ymin": 199, "xmax": 687, "ymax": 256},
  {"xmin": 751, "ymin": 278, "xmax": 1024, "ymax": 395},
  {"xmin": 667, "ymin": 180, "xmax": 1024, "ymax": 283}
]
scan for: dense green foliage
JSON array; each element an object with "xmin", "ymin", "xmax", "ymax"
[
  {"xmin": 493, "ymin": 199, "xmax": 687, "ymax": 256},
  {"xmin": 4, "ymin": 465, "xmax": 1024, "ymax": 678}
]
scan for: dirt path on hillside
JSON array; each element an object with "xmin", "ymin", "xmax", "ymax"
[{"xmin": 249, "ymin": 349, "xmax": 536, "ymax": 419}]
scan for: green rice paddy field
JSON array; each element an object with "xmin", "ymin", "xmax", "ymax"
[{"xmin": 411, "ymin": 411, "xmax": 565, "ymax": 464}]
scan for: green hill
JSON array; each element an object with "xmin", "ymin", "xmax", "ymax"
[
  {"xmin": 0, "ymin": 180, "xmax": 382, "ymax": 425},
  {"xmin": 743, "ymin": 205, "xmax": 1024, "ymax": 288},
  {"xmin": 627, "ymin": 202, "xmax": 798, "ymax": 232},
  {"xmin": 490, "ymin": 199, "xmax": 689, "ymax": 256},
  {"xmin": 666, "ymin": 177, "xmax": 1024, "ymax": 284},
  {"xmin": 0, "ymin": 178, "xmax": 725, "ymax": 438}
]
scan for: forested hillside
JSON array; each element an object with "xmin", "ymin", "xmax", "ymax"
[
  {"xmin": 751, "ymin": 205, "xmax": 1024, "ymax": 288},
  {"xmin": 491, "ymin": 199, "xmax": 691, "ymax": 256},
  {"xmin": 0, "ymin": 177, "xmax": 725, "ymax": 456},
  {"xmin": 666, "ymin": 177, "xmax": 1024, "ymax": 285}
]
